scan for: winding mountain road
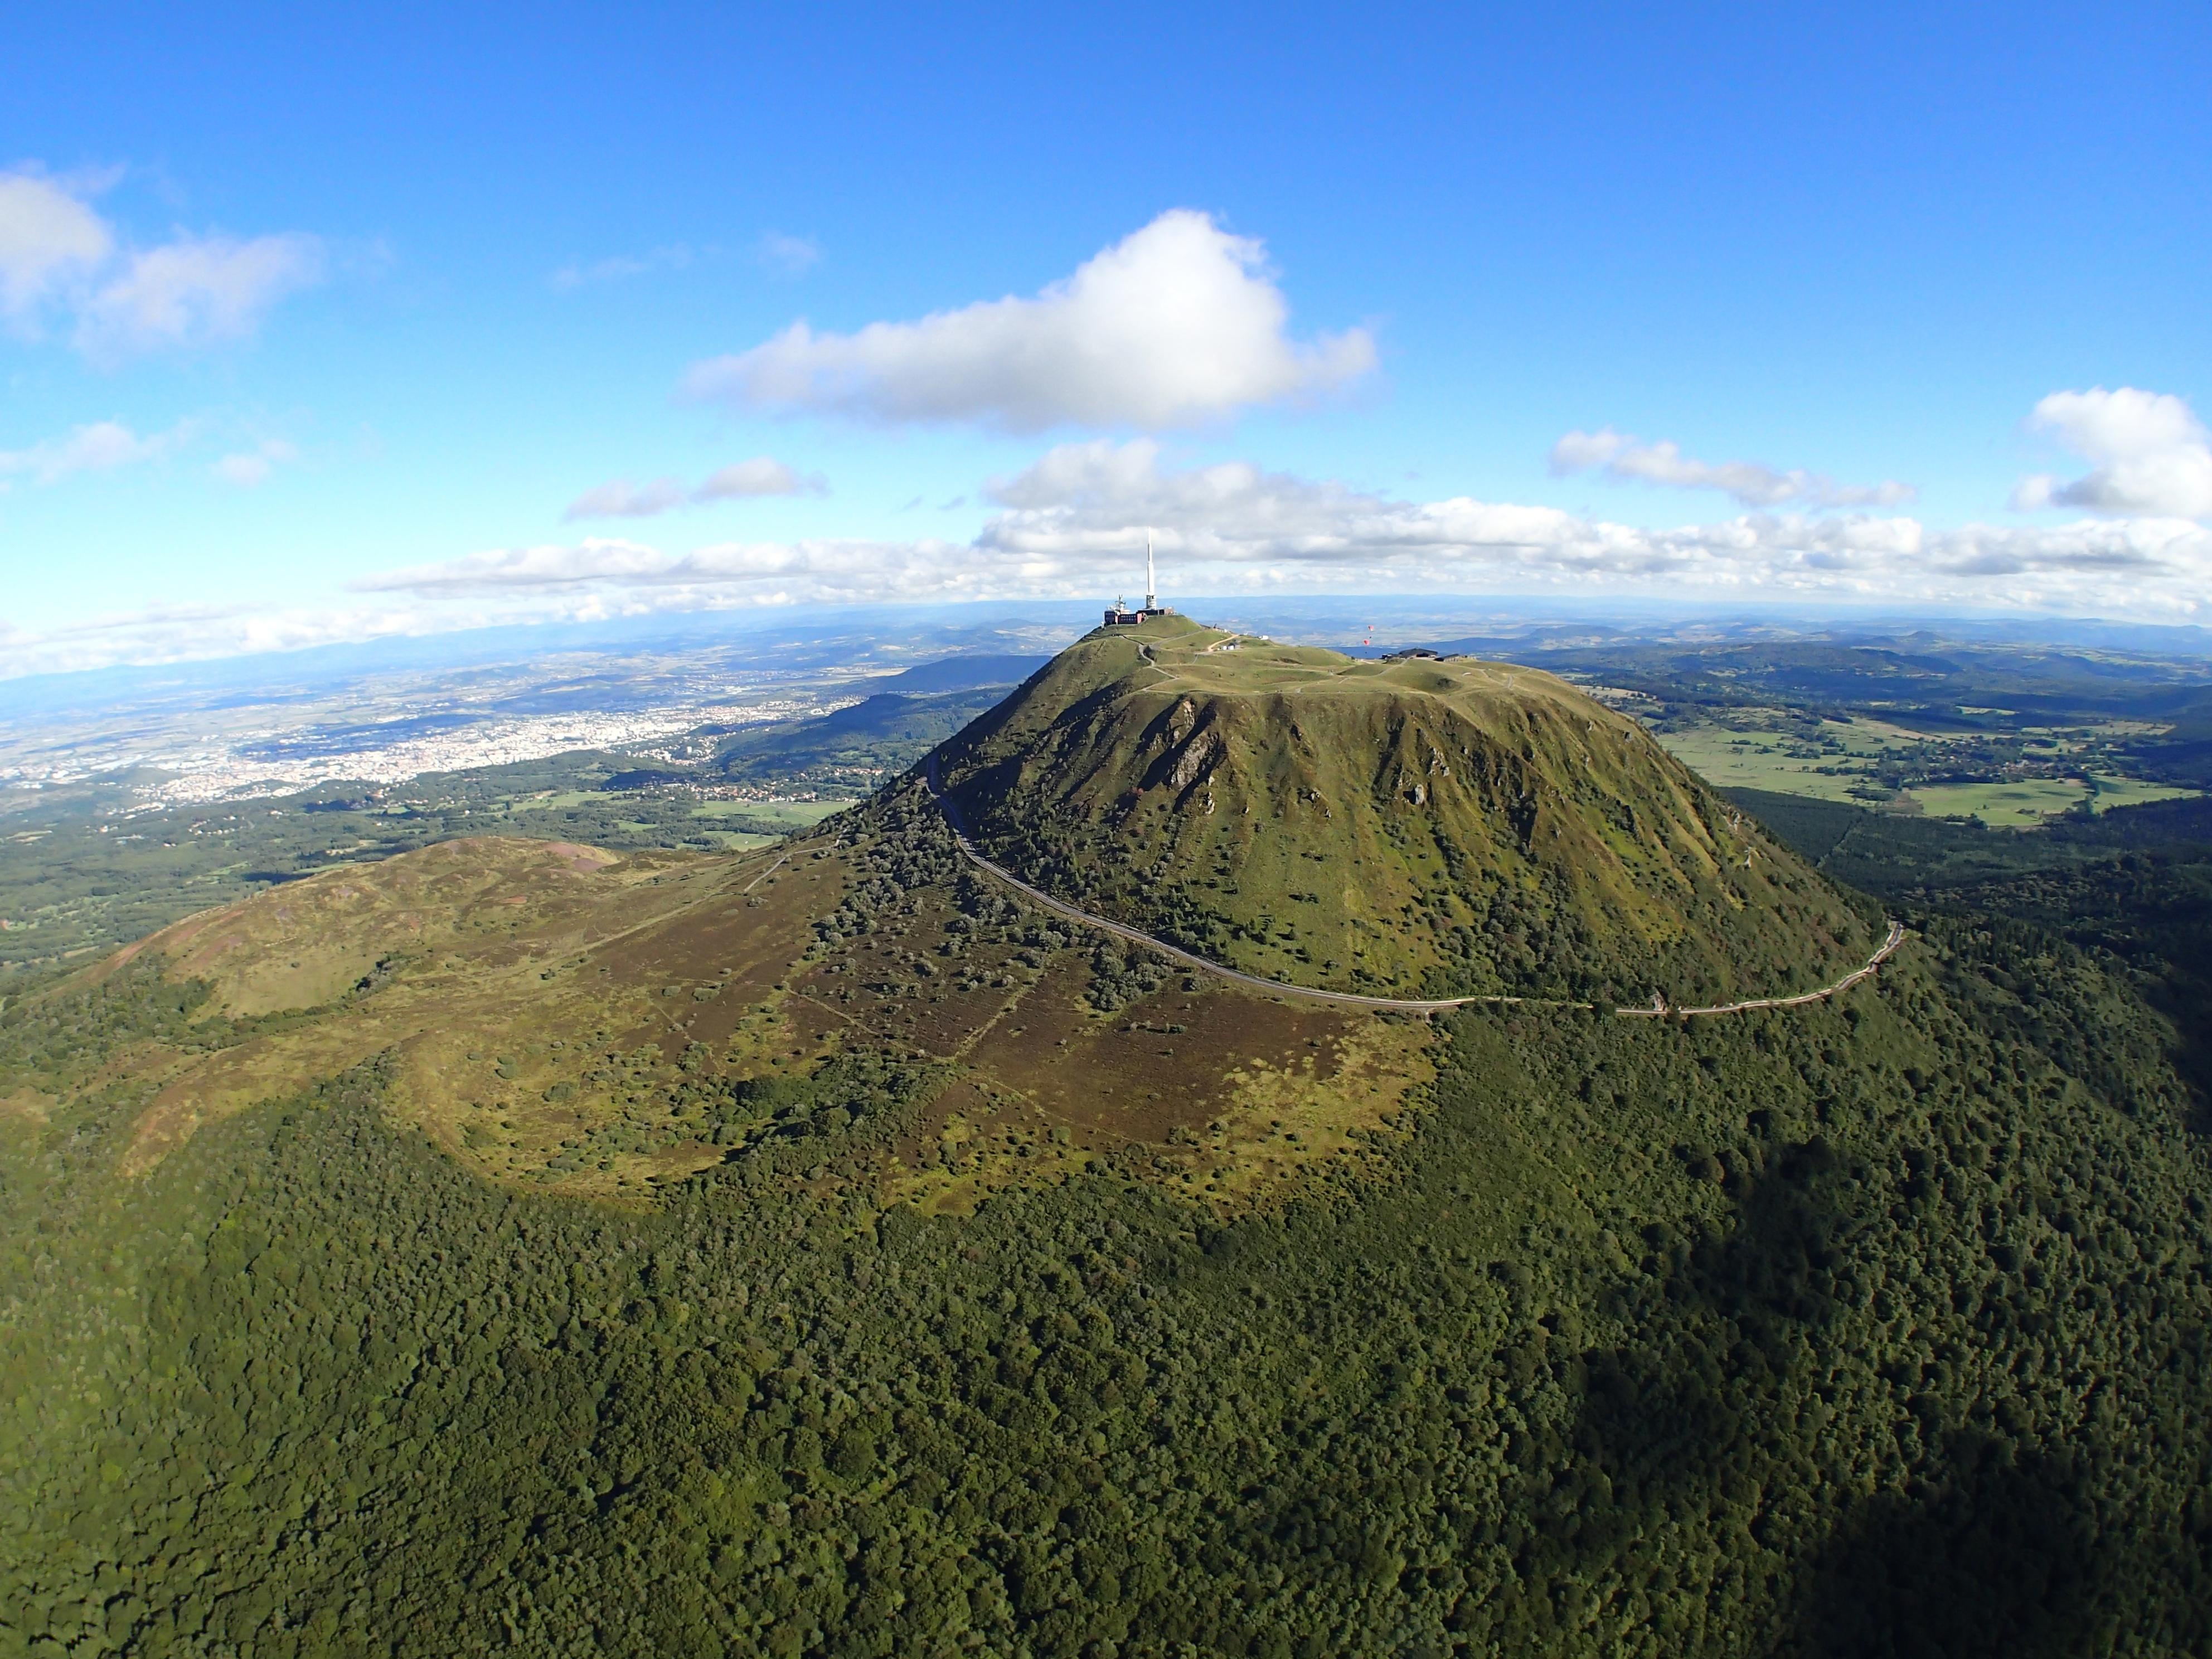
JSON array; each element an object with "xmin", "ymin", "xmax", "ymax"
[{"xmin": 921, "ymin": 756, "xmax": 1904, "ymax": 1020}]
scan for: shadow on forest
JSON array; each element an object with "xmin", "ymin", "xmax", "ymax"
[
  {"xmin": 1780, "ymin": 1444, "xmax": 2109, "ymax": 1659},
  {"xmin": 1569, "ymin": 1138, "xmax": 1864, "ymax": 1509},
  {"xmin": 1567, "ymin": 1147, "xmax": 2136, "ymax": 1657}
]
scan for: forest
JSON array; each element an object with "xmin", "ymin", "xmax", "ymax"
[{"xmin": 3, "ymin": 792, "xmax": 2211, "ymax": 1655}]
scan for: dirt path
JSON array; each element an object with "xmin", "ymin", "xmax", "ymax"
[{"xmin": 921, "ymin": 758, "xmax": 1901, "ymax": 1020}]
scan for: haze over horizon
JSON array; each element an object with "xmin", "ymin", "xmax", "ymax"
[{"xmin": 4, "ymin": 3, "xmax": 2209, "ymax": 678}]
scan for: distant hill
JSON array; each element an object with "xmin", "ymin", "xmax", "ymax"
[
  {"xmin": 935, "ymin": 614, "xmax": 1875, "ymax": 1005},
  {"xmin": 713, "ymin": 687, "xmax": 1011, "ymax": 785},
  {"xmin": 870, "ymin": 653, "xmax": 1050, "ymax": 694}
]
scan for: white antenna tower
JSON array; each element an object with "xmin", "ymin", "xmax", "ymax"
[{"xmin": 1145, "ymin": 531, "xmax": 1157, "ymax": 611}]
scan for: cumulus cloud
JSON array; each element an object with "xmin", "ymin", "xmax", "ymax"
[
  {"xmin": 1550, "ymin": 428, "xmax": 1916, "ymax": 509},
  {"xmin": 682, "ymin": 209, "xmax": 1376, "ymax": 431},
  {"xmin": 0, "ymin": 170, "xmax": 113, "ymax": 327},
  {"xmin": 0, "ymin": 166, "xmax": 322, "ymax": 357},
  {"xmin": 0, "ymin": 418, "xmax": 190, "ymax": 484},
  {"xmin": 564, "ymin": 457, "xmax": 826, "ymax": 520},
  {"xmin": 2012, "ymin": 387, "xmax": 2212, "ymax": 520},
  {"xmin": 353, "ymin": 440, "xmax": 2212, "ymax": 625}
]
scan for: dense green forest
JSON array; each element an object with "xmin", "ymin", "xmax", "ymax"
[
  {"xmin": 1734, "ymin": 787, "xmax": 2212, "ymax": 1109},
  {"xmin": 4, "ymin": 862, "xmax": 2210, "ymax": 1653}
]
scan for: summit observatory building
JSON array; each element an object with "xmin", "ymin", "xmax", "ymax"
[{"xmin": 1103, "ymin": 536, "xmax": 1174, "ymax": 627}]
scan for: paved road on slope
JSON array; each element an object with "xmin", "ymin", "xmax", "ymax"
[
  {"xmin": 1615, "ymin": 920, "xmax": 1905, "ymax": 1018},
  {"xmin": 921, "ymin": 757, "xmax": 1903, "ymax": 1020}
]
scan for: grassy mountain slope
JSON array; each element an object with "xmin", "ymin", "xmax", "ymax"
[{"xmin": 937, "ymin": 615, "xmax": 1874, "ymax": 1004}]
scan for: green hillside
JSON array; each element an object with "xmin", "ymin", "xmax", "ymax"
[{"xmin": 936, "ymin": 615, "xmax": 1875, "ymax": 1006}]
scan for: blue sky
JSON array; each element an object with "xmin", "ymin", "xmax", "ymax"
[{"xmin": 4, "ymin": 2, "xmax": 2209, "ymax": 675}]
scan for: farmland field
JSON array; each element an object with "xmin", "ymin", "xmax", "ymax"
[
  {"xmin": 689, "ymin": 798, "xmax": 845, "ymax": 831},
  {"xmin": 1655, "ymin": 719, "xmax": 1921, "ymax": 802},
  {"xmin": 1906, "ymin": 778, "xmax": 2093, "ymax": 826},
  {"xmin": 1908, "ymin": 774, "xmax": 2200, "ymax": 827}
]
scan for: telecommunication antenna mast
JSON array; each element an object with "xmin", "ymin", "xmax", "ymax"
[{"xmin": 1145, "ymin": 532, "xmax": 1157, "ymax": 612}]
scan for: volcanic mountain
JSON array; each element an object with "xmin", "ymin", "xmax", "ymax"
[
  {"xmin": 933, "ymin": 613, "xmax": 1876, "ymax": 1005},
  {"xmin": 41, "ymin": 615, "xmax": 1877, "ymax": 1215}
]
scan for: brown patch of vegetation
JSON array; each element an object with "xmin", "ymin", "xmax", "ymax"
[
  {"xmin": 103, "ymin": 838, "xmax": 833, "ymax": 1185},
  {"xmin": 881, "ymin": 957, "xmax": 1437, "ymax": 1215},
  {"xmin": 77, "ymin": 809, "xmax": 1437, "ymax": 1212},
  {"xmin": 0, "ymin": 1086, "xmax": 53, "ymax": 1126}
]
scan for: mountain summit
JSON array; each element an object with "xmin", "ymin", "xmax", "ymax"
[{"xmin": 933, "ymin": 614, "xmax": 1874, "ymax": 1003}]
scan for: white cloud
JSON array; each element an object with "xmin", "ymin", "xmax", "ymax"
[
  {"xmin": 75, "ymin": 231, "xmax": 325, "ymax": 357},
  {"xmin": 0, "ymin": 418, "xmax": 188, "ymax": 484},
  {"xmin": 0, "ymin": 598, "xmax": 482, "ymax": 682},
  {"xmin": 564, "ymin": 457, "xmax": 826, "ymax": 519},
  {"xmin": 213, "ymin": 453, "xmax": 271, "ymax": 487},
  {"xmin": 547, "ymin": 235, "xmax": 818, "ymax": 290},
  {"xmin": 970, "ymin": 440, "xmax": 2212, "ymax": 617},
  {"xmin": 564, "ymin": 477, "xmax": 690, "ymax": 520},
  {"xmin": 211, "ymin": 439, "xmax": 298, "ymax": 488},
  {"xmin": 356, "ymin": 539, "xmax": 676, "ymax": 593},
  {"xmin": 2012, "ymin": 387, "xmax": 2212, "ymax": 520},
  {"xmin": 348, "ymin": 440, "xmax": 2212, "ymax": 626},
  {"xmin": 683, "ymin": 208, "xmax": 1376, "ymax": 431},
  {"xmin": 549, "ymin": 244, "xmax": 693, "ymax": 292},
  {"xmin": 354, "ymin": 537, "xmax": 987, "ymax": 609},
  {"xmin": 756, "ymin": 231, "xmax": 821, "ymax": 277},
  {"xmin": 0, "ymin": 170, "xmax": 113, "ymax": 327},
  {"xmin": 696, "ymin": 456, "xmax": 822, "ymax": 499},
  {"xmin": 0, "ymin": 166, "xmax": 324, "ymax": 357},
  {"xmin": 1550, "ymin": 427, "xmax": 1916, "ymax": 508},
  {"xmin": 26, "ymin": 439, "xmax": 2212, "ymax": 681}
]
